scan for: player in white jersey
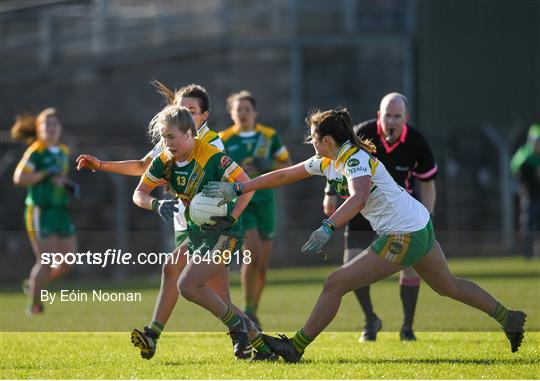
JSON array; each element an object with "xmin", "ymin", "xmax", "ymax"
[
  {"xmin": 75, "ymin": 82, "xmax": 251, "ymax": 360},
  {"xmin": 203, "ymin": 108, "xmax": 527, "ymax": 361}
]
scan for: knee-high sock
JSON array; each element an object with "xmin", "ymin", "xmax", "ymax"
[{"xmin": 353, "ymin": 285, "xmax": 377, "ymax": 321}]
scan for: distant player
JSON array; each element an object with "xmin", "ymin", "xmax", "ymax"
[
  {"xmin": 510, "ymin": 124, "xmax": 540, "ymax": 259},
  {"xmin": 220, "ymin": 90, "xmax": 291, "ymax": 326},
  {"xmin": 323, "ymin": 93, "xmax": 437, "ymax": 341},
  {"xmin": 12, "ymin": 108, "xmax": 78, "ymax": 314},
  {"xmin": 133, "ymin": 104, "xmax": 276, "ymax": 361},
  {"xmin": 204, "ymin": 108, "xmax": 527, "ymax": 362}
]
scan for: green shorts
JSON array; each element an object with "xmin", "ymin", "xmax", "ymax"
[
  {"xmin": 370, "ymin": 219, "xmax": 434, "ymax": 266},
  {"xmin": 188, "ymin": 231, "xmax": 243, "ymax": 267},
  {"xmin": 241, "ymin": 196, "xmax": 276, "ymax": 240},
  {"xmin": 25, "ymin": 205, "xmax": 75, "ymax": 242}
]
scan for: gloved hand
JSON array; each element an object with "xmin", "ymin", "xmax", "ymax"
[
  {"xmin": 151, "ymin": 199, "xmax": 179, "ymax": 223},
  {"xmin": 252, "ymin": 157, "xmax": 273, "ymax": 173},
  {"xmin": 64, "ymin": 179, "xmax": 81, "ymax": 199},
  {"xmin": 201, "ymin": 215, "xmax": 238, "ymax": 231},
  {"xmin": 301, "ymin": 219, "xmax": 336, "ymax": 254},
  {"xmin": 202, "ymin": 181, "xmax": 243, "ymax": 206}
]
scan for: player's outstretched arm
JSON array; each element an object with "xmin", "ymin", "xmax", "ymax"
[
  {"xmin": 76, "ymin": 154, "xmax": 152, "ymax": 176},
  {"xmin": 228, "ymin": 171, "xmax": 254, "ymax": 220},
  {"xmin": 203, "ymin": 162, "xmax": 311, "ymax": 202}
]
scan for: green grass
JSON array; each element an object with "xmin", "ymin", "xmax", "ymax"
[
  {"xmin": 1, "ymin": 332, "xmax": 539, "ymax": 379},
  {"xmin": 1, "ymin": 257, "xmax": 539, "ymax": 379}
]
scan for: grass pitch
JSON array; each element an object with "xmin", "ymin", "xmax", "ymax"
[{"xmin": 1, "ymin": 257, "xmax": 539, "ymax": 379}]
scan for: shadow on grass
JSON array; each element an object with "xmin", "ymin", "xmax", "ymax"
[{"xmin": 301, "ymin": 357, "xmax": 539, "ymax": 365}]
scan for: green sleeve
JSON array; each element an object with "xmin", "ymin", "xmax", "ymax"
[{"xmin": 145, "ymin": 155, "xmax": 166, "ymax": 183}]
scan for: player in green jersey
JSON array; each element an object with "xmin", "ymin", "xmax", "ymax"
[
  {"xmin": 76, "ymin": 82, "xmax": 259, "ymax": 360},
  {"xmin": 12, "ymin": 108, "xmax": 78, "ymax": 315},
  {"xmin": 132, "ymin": 104, "xmax": 276, "ymax": 361},
  {"xmin": 220, "ymin": 91, "xmax": 291, "ymax": 326}
]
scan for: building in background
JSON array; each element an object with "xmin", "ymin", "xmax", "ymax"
[{"xmin": 1, "ymin": 0, "xmax": 539, "ymax": 281}]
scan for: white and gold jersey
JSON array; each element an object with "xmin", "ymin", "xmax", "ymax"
[{"xmin": 303, "ymin": 141, "xmax": 429, "ymax": 235}]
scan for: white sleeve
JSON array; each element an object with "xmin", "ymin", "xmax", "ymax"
[
  {"xmin": 147, "ymin": 141, "xmax": 163, "ymax": 159},
  {"xmin": 344, "ymin": 150, "xmax": 371, "ymax": 180},
  {"xmin": 303, "ymin": 155, "xmax": 325, "ymax": 176}
]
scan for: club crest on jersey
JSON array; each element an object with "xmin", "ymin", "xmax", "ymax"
[
  {"xmin": 347, "ymin": 158, "xmax": 360, "ymax": 167},
  {"xmin": 220, "ymin": 156, "xmax": 233, "ymax": 169},
  {"xmin": 389, "ymin": 241, "xmax": 403, "ymax": 255}
]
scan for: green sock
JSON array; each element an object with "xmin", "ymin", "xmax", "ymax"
[
  {"xmin": 251, "ymin": 333, "xmax": 270, "ymax": 353},
  {"xmin": 220, "ymin": 307, "xmax": 241, "ymax": 329},
  {"xmin": 146, "ymin": 320, "xmax": 164, "ymax": 339},
  {"xmin": 292, "ymin": 329, "xmax": 313, "ymax": 354},
  {"xmin": 490, "ymin": 302, "xmax": 510, "ymax": 328}
]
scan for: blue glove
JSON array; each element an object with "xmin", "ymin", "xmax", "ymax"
[
  {"xmin": 202, "ymin": 181, "xmax": 243, "ymax": 206},
  {"xmin": 301, "ymin": 219, "xmax": 336, "ymax": 254},
  {"xmin": 151, "ymin": 199, "xmax": 179, "ymax": 223}
]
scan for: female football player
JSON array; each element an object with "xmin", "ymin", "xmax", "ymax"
[
  {"xmin": 220, "ymin": 90, "xmax": 291, "ymax": 326},
  {"xmin": 203, "ymin": 108, "xmax": 527, "ymax": 361},
  {"xmin": 12, "ymin": 108, "xmax": 78, "ymax": 314},
  {"xmin": 76, "ymin": 82, "xmax": 240, "ymax": 360},
  {"xmin": 132, "ymin": 104, "xmax": 276, "ymax": 361}
]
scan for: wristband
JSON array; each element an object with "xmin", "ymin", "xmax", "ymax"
[
  {"xmin": 233, "ymin": 182, "xmax": 244, "ymax": 195},
  {"xmin": 151, "ymin": 198, "xmax": 158, "ymax": 212},
  {"xmin": 322, "ymin": 219, "xmax": 336, "ymax": 232}
]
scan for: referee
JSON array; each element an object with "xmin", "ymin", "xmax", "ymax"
[{"xmin": 323, "ymin": 93, "xmax": 437, "ymax": 342}]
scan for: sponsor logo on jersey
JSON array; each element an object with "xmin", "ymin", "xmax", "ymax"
[
  {"xmin": 346, "ymin": 166, "xmax": 368, "ymax": 176},
  {"xmin": 220, "ymin": 155, "xmax": 233, "ymax": 169},
  {"xmin": 347, "ymin": 158, "xmax": 360, "ymax": 167}
]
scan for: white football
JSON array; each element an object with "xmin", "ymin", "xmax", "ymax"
[{"xmin": 189, "ymin": 193, "xmax": 228, "ymax": 227}]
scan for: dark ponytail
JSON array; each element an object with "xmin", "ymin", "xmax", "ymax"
[{"xmin": 306, "ymin": 108, "xmax": 376, "ymax": 154}]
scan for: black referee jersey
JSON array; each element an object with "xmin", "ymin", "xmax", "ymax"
[{"xmin": 346, "ymin": 118, "xmax": 438, "ymax": 232}]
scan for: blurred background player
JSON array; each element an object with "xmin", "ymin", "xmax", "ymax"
[
  {"xmin": 323, "ymin": 93, "xmax": 437, "ymax": 341},
  {"xmin": 219, "ymin": 90, "xmax": 291, "ymax": 327},
  {"xmin": 511, "ymin": 123, "xmax": 540, "ymax": 259},
  {"xmin": 12, "ymin": 108, "xmax": 79, "ymax": 315}
]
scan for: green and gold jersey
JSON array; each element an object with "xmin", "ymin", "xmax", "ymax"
[
  {"xmin": 15, "ymin": 141, "xmax": 70, "ymax": 207},
  {"xmin": 142, "ymin": 139, "xmax": 245, "ymax": 238},
  {"xmin": 219, "ymin": 123, "xmax": 289, "ymax": 203}
]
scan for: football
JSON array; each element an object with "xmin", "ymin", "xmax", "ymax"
[{"xmin": 188, "ymin": 193, "xmax": 228, "ymax": 226}]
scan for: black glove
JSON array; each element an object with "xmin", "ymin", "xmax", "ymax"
[
  {"xmin": 152, "ymin": 199, "xmax": 179, "ymax": 223},
  {"xmin": 64, "ymin": 180, "xmax": 80, "ymax": 199},
  {"xmin": 252, "ymin": 157, "xmax": 273, "ymax": 173},
  {"xmin": 201, "ymin": 215, "xmax": 238, "ymax": 231}
]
